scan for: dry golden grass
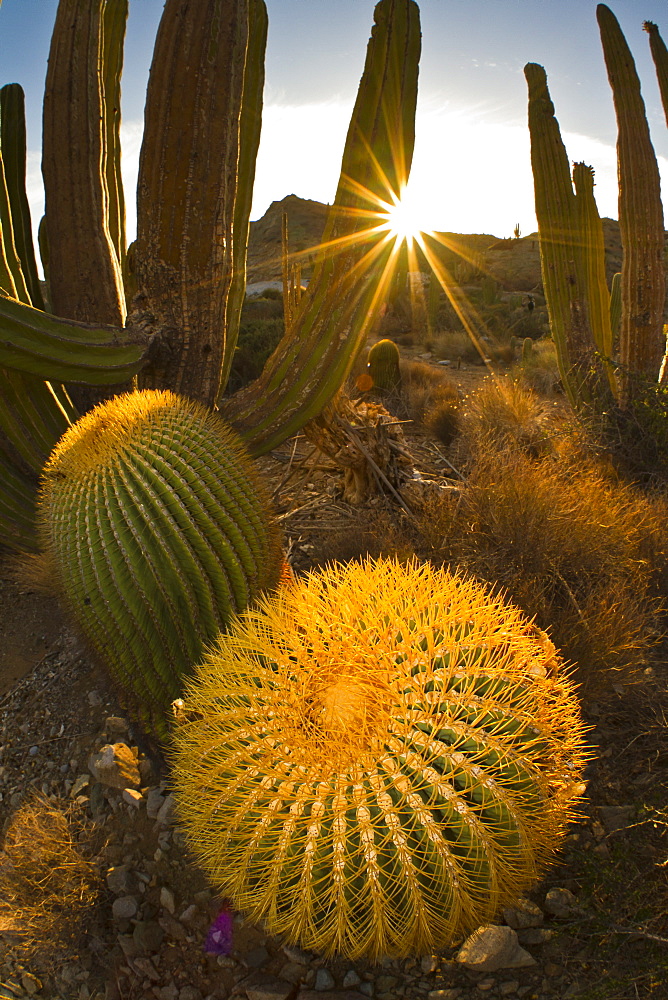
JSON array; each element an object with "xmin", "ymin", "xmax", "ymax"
[
  {"xmin": 0, "ymin": 792, "xmax": 103, "ymax": 959},
  {"xmin": 409, "ymin": 445, "xmax": 668, "ymax": 689},
  {"xmin": 459, "ymin": 376, "xmax": 558, "ymax": 459},
  {"xmin": 512, "ymin": 338, "xmax": 561, "ymax": 395}
]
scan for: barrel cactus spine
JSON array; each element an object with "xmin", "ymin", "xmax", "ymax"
[
  {"xmin": 38, "ymin": 389, "xmax": 283, "ymax": 737},
  {"xmin": 367, "ymin": 337, "xmax": 401, "ymax": 392},
  {"xmin": 172, "ymin": 557, "xmax": 589, "ymax": 960}
]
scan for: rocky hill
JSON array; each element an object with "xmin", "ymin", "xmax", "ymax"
[{"xmin": 247, "ymin": 194, "xmax": 631, "ymax": 293}]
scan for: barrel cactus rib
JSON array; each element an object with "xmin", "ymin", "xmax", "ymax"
[
  {"xmin": 597, "ymin": 3, "xmax": 666, "ymax": 395},
  {"xmin": 173, "ymin": 558, "xmax": 588, "ymax": 959},
  {"xmin": 39, "ymin": 390, "xmax": 282, "ymax": 736}
]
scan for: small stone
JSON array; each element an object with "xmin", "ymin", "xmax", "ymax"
[
  {"xmin": 427, "ymin": 991, "xmax": 461, "ymax": 1000},
  {"xmin": 498, "ymin": 982, "xmax": 520, "ymax": 996},
  {"xmin": 420, "ymin": 955, "xmax": 438, "ymax": 974},
  {"xmin": 281, "ymin": 943, "xmax": 314, "ymax": 965},
  {"xmin": 477, "ymin": 980, "xmax": 496, "ymax": 992},
  {"xmin": 160, "ymin": 886, "xmax": 176, "ymax": 914},
  {"xmin": 88, "ymin": 690, "xmax": 102, "ymax": 707},
  {"xmin": 88, "ymin": 743, "xmax": 140, "ymax": 790},
  {"xmin": 130, "ymin": 956, "xmax": 160, "ymax": 981},
  {"xmin": 132, "ymin": 919, "xmax": 164, "ymax": 953},
  {"xmin": 342, "ymin": 970, "xmax": 362, "ymax": 988},
  {"xmin": 178, "ymin": 903, "xmax": 198, "ymax": 925},
  {"xmin": 544, "ymin": 887, "xmax": 577, "ymax": 918},
  {"xmin": 178, "ymin": 988, "xmax": 202, "ymax": 1000},
  {"xmin": 106, "ymin": 865, "xmax": 137, "ymax": 895},
  {"xmin": 598, "ymin": 805, "xmax": 634, "ymax": 834},
  {"xmin": 146, "ymin": 787, "xmax": 165, "ymax": 819},
  {"xmin": 122, "ymin": 787, "xmax": 143, "ymax": 808},
  {"xmin": 300, "ymin": 994, "xmax": 368, "ymax": 1000},
  {"xmin": 88, "ymin": 781, "xmax": 106, "ymax": 817},
  {"xmin": 278, "ymin": 962, "xmax": 305, "ymax": 985},
  {"xmin": 503, "ymin": 898, "xmax": 543, "ymax": 930},
  {"xmin": 456, "ymin": 925, "xmax": 537, "ymax": 973},
  {"xmin": 358, "ymin": 984, "xmax": 374, "ymax": 998},
  {"xmin": 159, "ymin": 914, "xmax": 188, "ymax": 941},
  {"xmin": 21, "ymin": 972, "xmax": 42, "ymax": 995},
  {"xmin": 156, "ymin": 792, "xmax": 177, "ymax": 826},
  {"xmin": 157, "ymin": 985, "xmax": 179, "ymax": 1000},
  {"xmin": 69, "ymin": 774, "xmax": 90, "ymax": 798},
  {"xmin": 375, "ymin": 975, "xmax": 397, "ymax": 992},
  {"xmin": 104, "ymin": 716, "xmax": 129, "ymax": 736},
  {"xmin": 314, "ymin": 968, "xmax": 336, "ymax": 991},
  {"xmin": 244, "ymin": 945, "xmax": 271, "ymax": 969},
  {"xmin": 244, "ymin": 974, "xmax": 295, "ymax": 1000},
  {"xmin": 116, "ymin": 933, "xmax": 137, "ymax": 960},
  {"xmin": 112, "ymin": 895, "xmax": 138, "ymax": 921},
  {"xmin": 517, "ymin": 927, "xmax": 554, "ymax": 946}
]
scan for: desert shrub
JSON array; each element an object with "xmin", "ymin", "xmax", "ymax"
[
  {"xmin": 512, "ymin": 338, "xmax": 561, "ymax": 396},
  {"xmin": 396, "ymin": 360, "xmax": 461, "ymax": 444},
  {"xmin": 225, "ymin": 317, "xmax": 284, "ymax": 392},
  {"xmin": 240, "ymin": 294, "xmax": 284, "ymax": 321},
  {"xmin": 432, "ymin": 330, "xmax": 481, "ymax": 365},
  {"xmin": 460, "ymin": 376, "xmax": 557, "ymax": 459},
  {"xmin": 410, "ymin": 447, "xmax": 668, "ymax": 689},
  {"xmin": 0, "ymin": 792, "xmax": 103, "ymax": 960}
]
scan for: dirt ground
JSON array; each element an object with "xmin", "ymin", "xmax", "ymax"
[{"xmin": 1, "ymin": 352, "xmax": 668, "ymax": 1000}]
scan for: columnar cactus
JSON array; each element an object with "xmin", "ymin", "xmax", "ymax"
[
  {"xmin": 367, "ymin": 337, "xmax": 401, "ymax": 392},
  {"xmin": 525, "ymin": 5, "xmax": 667, "ymax": 411},
  {"xmin": 173, "ymin": 557, "xmax": 588, "ymax": 960},
  {"xmin": 38, "ymin": 390, "xmax": 283, "ymax": 736}
]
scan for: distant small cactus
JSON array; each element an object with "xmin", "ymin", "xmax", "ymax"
[
  {"xmin": 173, "ymin": 557, "xmax": 588, "ymax": 960},
  {"xmin": 522, "ymin": 337, "xmax": 534, "ymax": 363},
  {"xmin": 367, "ymin": 337, "xmax": 401, "ymax": 391}
]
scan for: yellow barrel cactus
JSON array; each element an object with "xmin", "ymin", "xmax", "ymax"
[{"xmin": 172, "ymin": 557, "xmax": 588, "ymax": 959}]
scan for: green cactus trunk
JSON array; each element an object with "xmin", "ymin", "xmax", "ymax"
[
  {"xmin": 39, "ymin": 389, "xmax": 283, "ymax": 738},
  {"xmin": 644, "ymin": 20, "xmax": 668, "ymax": 127},
  {"xmin": 597, "ymin": 4, "xmax": 666, "ymax": 401}
]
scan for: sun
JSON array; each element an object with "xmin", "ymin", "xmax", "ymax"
[{"xmin": 378, "ymin": 187, "xmax": 432, "ymax": 244}]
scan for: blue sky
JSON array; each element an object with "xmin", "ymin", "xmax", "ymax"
[{"xmin": 1, "ymin": 0, "xmax": 667, "ymax": 244}]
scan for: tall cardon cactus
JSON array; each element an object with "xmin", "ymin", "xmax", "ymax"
[
  {"xmin": 0, "ymin": 0, "xmax": 421, "ymax": 551},
  {"xmin": 38, "ymin": 390, "xmax": 283, "ymax": 738},
  {"xmin": 173, "ymin": 558, "xmax": 588, "ymax": 960},
  {"xmin": 525, "ymin": 5, "xmax": 667, "ymax": 411}
]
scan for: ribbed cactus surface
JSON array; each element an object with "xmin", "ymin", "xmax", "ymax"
[
  {"xmin": 173, "ymin": 557, "xmax": 588, "ymax": 959},
  {"xmin": 367, "ymin": 338, "xmax": 401, "ymax": 392},
  {"xmin": 39, "ymin": 389, "xmax": 282, "ymax": 736}
]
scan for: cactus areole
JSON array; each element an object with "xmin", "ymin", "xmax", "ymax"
[{"xmin": 173, "ymin": 557, "xmax": 588, "ymax": 959}]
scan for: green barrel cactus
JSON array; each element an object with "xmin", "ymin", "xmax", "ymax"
[
  {"xmin": 173, "ymin": 557, "xmax": 588, "ymax": 960},
  {"xmin": 38, "ymin": 389, "xmax": 283, "ymax": 737},
  {"xmin": 367, "ymin": 338, "xmax": 401, "ymax": 392}
]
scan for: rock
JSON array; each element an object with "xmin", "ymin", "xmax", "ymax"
[
  {"xmin": 342, "ymin": 970, "xmax": 362, "ymax": 988},
  {"xmin": 299, "ymin": 994, "xmax": 367, "ymax": 1000},
  {"xmin": 598, "ymin": 805, "xmax": 634, "ymax": 834},
  {"xmin": 420, "ymin": 955, "xmax": 438, "ymax": 974},
  {"xmin": 278, "ymin": 962, "xmax": 304, "ymax": 985},
  {"xmin": 314, "ymin": 968, "xmax": 336, "ymax": 991},
  {"xmin": 156, "ymin": 986, "xmax": 179, "ymax": 1000},
  {"xmin": 88, "ymin": 743, "xmax": 140, "ymax": 790},
  {"xmin": 146, "ymin": 787, "xmax": 166, "ymax": 819},
  {"xmin": 517, "ymin": 927, "xmax": 554, "ymax": 946},
  {"xmin": 243, "ymin": 945, "xmax": 270, "ymax": 969},
  {"xmin": 498, "ymin": 982, "xmax": 520, "ymax": 996},
  {"xmin": 281, "ymin": 944, "xmax": 313, "ymax": 965},
  {"xmin": 159, "ymin": 914, "xmax": 188, "ymax": 941},
  {"xmin": 20, "ymin": 973, "xmax": 42, "ymax": 996},
  {"xmin": 375, "ymin": 975, "xmax": 397, "ymax": 992},
  {"xmin": 244, "ymin": 974, "xmax": 295, "ymax": 1000},
  {"xmin": 544, "ymin": 887, "xmax": 578, "ymax": 918},
  {"xmin": 179, "ymin": 904, "xmax": 198, "ymax": 925},
  {"xmin": 69, "ymin": 774, "xmax": 90, "ymax": 798},
  {"xmin": 106, "ymin": 865, "xmax": 137, "ymax": 895},
  {"xmin": 130, "ymin": 956, "xmax": 160, "ymax": 981},
  {"xmin": 502, "ymin": 898, "xmax": 544, "ymax": 929},
  {"xmin": 122, "ymin": 787, "xmax": 143, "ymax": 808},
  {"xmin": 456, "ymin": 925, "xmax": 537, "ymax": 973},
  {"xmin": 132, "ymin": 919, "xmax": 164, "ymax": 954},
  {"xmin": 156, "ymin": 792, "xmax": 177, "ymax": 826},
  {"xmin": 160, "ymin": 886, "xmax": 176, "ymax": 914},
  {"xmin": 178, "ymin": 988, "xmax": 202, "ymax": 1000},
  {"xmin": 88, "ymin": 781, "xmax": 106, "ymax": 817},
  {"xmin": 112, "ymin": 895, "xmax": 138, "ymax": 921},
  {"xmin": 427, "ymin": 991, "xmax": 461, "ymax": 1000}
]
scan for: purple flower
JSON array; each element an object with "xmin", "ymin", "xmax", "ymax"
[{"xmin": 204, "ymin": 907, "xmax": 234, "ymax": 955}]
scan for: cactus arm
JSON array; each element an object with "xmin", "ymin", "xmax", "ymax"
[
  {"xmin": 0, "ymin": 85, "xmax": 44, "ymax": 309},
  {"xmin": 597, "ymin": 4, "xmax": 666, "ymax": 394},
  {"xmin": 100, "ymin": 0, "xmax": 128, "ymax": 273},
  {"xmin": 222, "ymin": 0, "xmax": 421, "ymax": 456},
  {"xmin": 609, "ymin": 271, "xmax": 621, "ymax": 344},
  {"xmin": 524, "ymin": 62, "xmax": 600, "ymax": 411},
  {"xmin": 133, "ymin": 0, "xmax": 250, "ymax": 407},
  {"xmin": 644, "ymin": 21, "xmax": 668, "ymax": 127},
  {"xmin": 0, "ymin": 149, "xmax": 29, "ymax": 303},
  {"xmin": 572, "ymin": 161, "xmax": 617, "ymax": 397},
  {"xmin": 218, "ymin": 0, "xmax": 268, "ymax": 395},
  {"xmin": 0, "ymin": 295, "xmax": 147, "ymax": 383},
  {"xmin": 42, "ymin": 0, "xmax": 126, "ymax": 327}
]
